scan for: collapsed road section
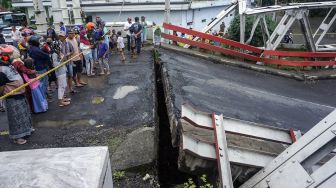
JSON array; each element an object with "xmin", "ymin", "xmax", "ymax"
[
  {"xmin": 158, "ymin": 47, "xmax": 335, "ymax": 145},
  {"xmin": 157, "ymin": 47, "xmax": 336, "ymax": 186}
]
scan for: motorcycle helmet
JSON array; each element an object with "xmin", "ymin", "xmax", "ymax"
[
  {"xmin": 86, "ymin": 22, "xmax": 95, "ymax": 31},
  {"xmin": 28, "ymin": 36, "xmax": 40, "ymax": 47},
  {"xmin": 0, "ymin": 44, "xmax": 14, "ymax": 65}
]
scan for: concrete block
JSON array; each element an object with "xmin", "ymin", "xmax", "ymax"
[
  {"xmin": 0, "ymin": 147, "xmax": 113, "ymax": 188},
  {"xmin": 112, "ymin": 127, "xmax": 157, "ymax": 170}
]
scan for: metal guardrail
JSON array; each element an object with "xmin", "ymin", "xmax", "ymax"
[{"xmin": 162, "ymin": 23, "xmax": 336, "ymax": 67}]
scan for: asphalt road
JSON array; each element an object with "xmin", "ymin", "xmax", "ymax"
[
  {"xmin": 0, "ymin": 47, "xmax": 156, "ymax": 151},
  {"xmin": 159, "ymin": 48, "xmax": 336, "ymax": 132}
]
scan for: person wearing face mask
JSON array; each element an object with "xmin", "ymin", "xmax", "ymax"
[{"xmin": 0, "ymin": 44, "xmax": 34, "ymax": 145}]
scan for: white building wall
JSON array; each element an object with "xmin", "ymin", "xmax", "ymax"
[
  {"xmin": 88, "ymin": 10, "xmax": 188, "ymax": 27},
  {"xmin": 192, "ymin": 6, "xmax": 235, "ymax": 32},
  {"xmin": 27, "ymin": 7, "xmax": 35, "ymax": 19},
  {"xmin": 88, "ymin": 5, "xmax": 234, "ymax": 31}
]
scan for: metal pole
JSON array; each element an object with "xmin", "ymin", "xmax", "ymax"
[
  {"xmin": 164, "ymin": 0, "xmax": 171, "ymax": 43},
  {"xmin": 51, "ymin": 0, "xmax": 63, "ymax": 32},
  {"xmin": 164, "ymin": 0, "xmax": 171, "ymax": 24},
  {"xmin": 72, "ymin": 0, "xmax": 83, "ymax": 25},
  {"xmin": 240, "ymin": 14, "xmax": 245, "ymax": 44},
  {"xmin": 32, "ymin": 0, "xmax": 48, "ymax": 34},
  {"xmin": 59, "ymin": 0, "xmax": 70, "ymax": 25},
  {"xmin": 273, "ymin": 0, "xmax": 277, "ymax": 21},
  {"xmin": 239, "ymin": 0, "xmax": 246, "ymax": 44}
]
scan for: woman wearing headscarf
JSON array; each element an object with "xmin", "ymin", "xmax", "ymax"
[
  {"xmin": 0, "ymin": 44, "xmax": 33, "ymax": 145},
  {"xmin": 79, "ymin": 30, "xmax": 94, "ymax": 76},
  {"xmin": 11, "ymin": 46, "xmax": 36, "ymax": 111}
]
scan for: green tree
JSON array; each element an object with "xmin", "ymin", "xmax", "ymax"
[
  {"xmin": 0, "ymin": 0, "xmax": 12, "ymax": 10},
  {"xmin": 227, "ymin": 15, "xmax": 276, "ymax": 47}
]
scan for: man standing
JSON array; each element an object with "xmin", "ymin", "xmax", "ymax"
[
  {"xmin": 124, "ymin": 17, "xmax": 132, "ymax": 52},
  {"xmin": 67, "ymin": 30, "xmax": 87, "ymax": 88},
  {"xmin": 140, "ymin": 16, "xmax": 149, "ymax": 47},
  {"xmin": 87, "ymin": 22, "xmax": 98, "ymax": 64},
  {"xmin": 11, "ymin": 26, "xmax": 21, "ymax": 48},
  {"xmin": 130, "ymin": 17, "xmax": 143, "ymax": 54},
  {"xmin": 59, "ymin": 31, "xmax": 75, "ymax": 94},
  {"xmin": 95, "ymin": 16, "xmax": 103, "ymax": 31}
]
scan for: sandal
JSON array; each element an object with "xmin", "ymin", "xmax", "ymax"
[
  {"xmin": 0, "ymin": 107, "xmax": 5, "ymax": 112},
  {"xmin": 59, "ymin": 101, "xmax": 70, "ymax": 107},
  {"xmin": 79, "ymin": 82, "xmax": 87, "ymax": 85},
  {"xmin": 13, "ymin": 138, "xmax": 27, "ymax": 145},
  {"xmin": 75, "ymin": 84, "xmax": 84, "ymax": 87},
  {"xmin": 70, "ymin": 90, "xmax": 79, "ymax": 94},
  {"xmin": 64, "ymin": 98, "xmax": 71, "ymax": 102}
]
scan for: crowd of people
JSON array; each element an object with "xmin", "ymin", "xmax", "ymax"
[{"xmin": 0, "ymin": 16, "xmax": 150, "ymax": 145}]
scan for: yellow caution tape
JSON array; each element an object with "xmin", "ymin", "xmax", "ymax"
[{"xmin": 0, "ymin": 50, "xmax": 87, "ymax": 100}]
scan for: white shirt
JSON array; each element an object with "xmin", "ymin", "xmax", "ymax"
[
  {"xmin": 11, "ymin": 30, "xmax": 21, "ymax": 41},
  {"xmin": 80, "ymin": 43, "xmax": 91, "ymax": 56},
  {"xmin": 124, "ymin": 22, "xmax": 133, "ymax": 36},
  {"xmin": 52, "ymin": 53, "xmax": 66, "ymax": 76},
  {"xmin": 117, "ymin": 36, "xmax": 125, "ymax": 49}
]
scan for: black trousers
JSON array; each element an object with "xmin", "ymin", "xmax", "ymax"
[{"xmin": 127, "ymin": 35, "xmax": 131, "ymax": 51}]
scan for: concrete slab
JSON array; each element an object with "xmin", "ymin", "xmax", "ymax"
[
  {"xmin": 0, "ymin": 48, "xmax": 156, "ymax": 170},
  {"xmin": 0, "ymin": 146, "xmax": 112, "ymax": 188},
  {"xmin": 158, "ymin": 48, "xmax": 336, "ymax": 137}
]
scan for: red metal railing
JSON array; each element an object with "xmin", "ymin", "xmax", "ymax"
[{"xmin": 162, "ymin": 23, "xmax": 336, "ymax": 67}]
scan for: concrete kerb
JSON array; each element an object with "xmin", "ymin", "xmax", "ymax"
[{"xmin": 160, "ymin": 44, "xmax": 336, "ymax": 81}]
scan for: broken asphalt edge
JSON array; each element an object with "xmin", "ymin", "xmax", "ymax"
[
  {"xmin": 155, "ymin": 48, "xmax": 180, "ymax": 148},
  {"xmin": 160, "ymin": 44, "xmax": 336, "ymax": 81}
]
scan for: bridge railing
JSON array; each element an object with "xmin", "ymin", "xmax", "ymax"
[{"xmin": 162, "ymin": 23, "xmax": 336, "ymax": 67}]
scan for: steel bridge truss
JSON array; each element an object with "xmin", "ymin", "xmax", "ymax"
[
  {"xmin": 243, "ymin": 1, "xmax": 336, "ymax": 51},
  {"xmin": 187, "ymin": 1, "xmax": 336, "ymax": 51}
]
